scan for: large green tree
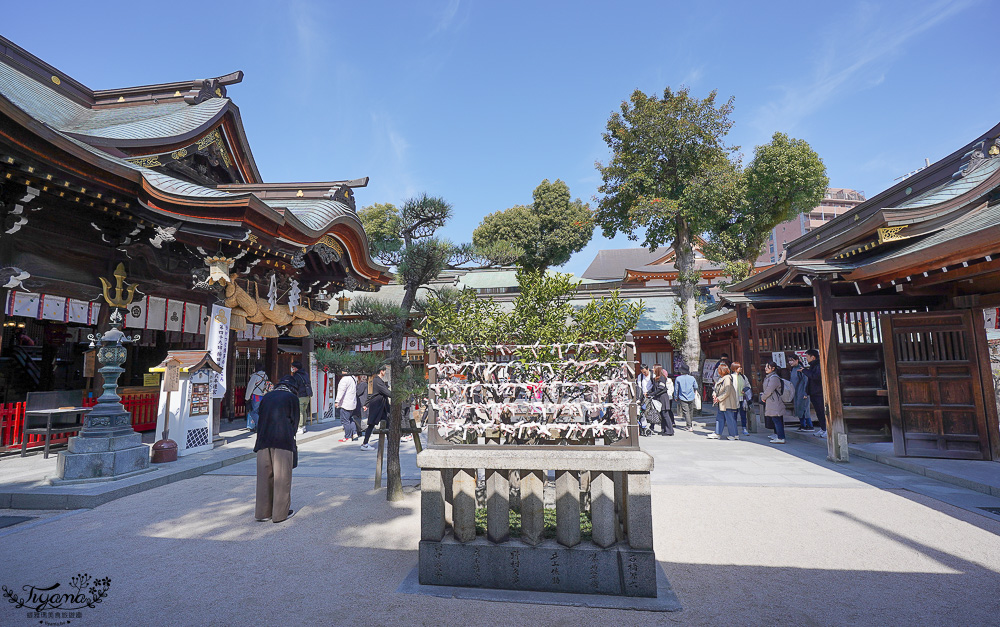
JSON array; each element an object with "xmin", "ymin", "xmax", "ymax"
[
  {"xmin": 705, "ymin": 132, "xmax": 828, "ymax": 282},
  {"xmin": 594, "ymin": 87, "xmax": 737, "ymax": 379},
  {"xmin": 472, "ymin": 179, "xmax": 594, "ymax": 271},
  {"xmin": 315, "ymin": 195, "xmax": 518, "ymax": 501}
]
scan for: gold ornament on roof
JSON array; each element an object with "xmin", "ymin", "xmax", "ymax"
[
  {"xmin": 99, "ymin": 263, "xmax": 139, "ymax": 309},
  {"xmin": 877, "ymin": 225, "xmax": 909, "ymax": 245}
]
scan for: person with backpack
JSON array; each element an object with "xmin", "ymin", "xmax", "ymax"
[
  {"xmin": 760, "ymin": 361, "xmax": 787, "ymax": 443},
  {"xmin": 289, "ymin": 361, "xmax": 313, "ymax": 435},
  {"xmin": 788, "ymin": 355, "xmax": 814, "ymax": 432},
  {"xmin": 244, "ymin": 361, "xmax": 271, "ymax": 432}
]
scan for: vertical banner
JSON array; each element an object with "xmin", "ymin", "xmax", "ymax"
[
  {"xmin": 166, "ymin": 300, "xmax": 184, "ymax": 332},
  {"xmin": 125, "ymin": 295, "xmax": 147, "ymax": 329},
  {"xmin": 205, "ymin": 304, "xmax": 231, "ymax": 399},
  {"xmin": 310, "ymin": 357, "xmax": 323, "ymax": 419}
]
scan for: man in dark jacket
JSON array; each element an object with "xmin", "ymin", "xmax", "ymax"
[
  {"xmin": 352, "ymin": 374, "xmax": 369, "ymax": 441},
  {"xmin": 360, "ymin": 365, "xmax": 390, "ymax": 451},
  {"xmin": 802, "ymin": 348, "xmax": 827, "ymax": 437},
  {"xmin": 254, "ymin": 376, "xmax": 300, "ymax": 523},
  {"xmin": 289, "ymin": 361, "xmax": 313, "ymax": 435}
]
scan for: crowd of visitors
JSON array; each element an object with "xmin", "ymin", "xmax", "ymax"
[
  {"xmin": 251, "ymin": 347, "xmax": 827, "ymax": 523},
  {"xmin": 635, "ymin": 348, "xmax": 826, "ymax": 445}
]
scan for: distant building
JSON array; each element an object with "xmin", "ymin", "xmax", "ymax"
[{"xmin": 757, "ymin": 188, "xmax": 866, "ymax": 264}]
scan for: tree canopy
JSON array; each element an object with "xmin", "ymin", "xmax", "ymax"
[
  {"xmin": 316, "ymin": 194, "xmax": 519, "ymax": 502},
  {"xmin": 594, "ymin": 87, "xmax": 737, "ymax": 375},
  {"xmin": 420, "ymin": 268, "xmax": 644, "ymax": 363},
  {"xmin": 472, "ymin": 179, "xmax": 594, "ymax": 271},
  {"xmin": 704, "ymin": 132, "xmax": 828, "ymax": 282}
]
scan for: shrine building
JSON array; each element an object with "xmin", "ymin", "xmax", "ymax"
[
  {"xmin": 0, "ymin": 35, "xmax": 391, "ymax": 452},
  {"xmin": 705, "ymin": 122, "xmax": 1000, "ymax": 463}
]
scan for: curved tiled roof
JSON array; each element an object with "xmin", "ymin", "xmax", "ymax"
[
  {"xmin": 0, "ymin": 62, "xmax": 86, "ymax": 128},
  {"xmin": 893, "ymin": 155, "xmax": 1000, "ymax": 210},
  {"xmin": 0, "ymin": 62, "xmax": 229, "ymax": 143},
  {"xmin": 265, "ymin": 198, "xmax": 361, "ymax": 232},
  {"xmin": 0, "ymin": 35, "xmax": 389, "ymax": 282},
  {"xmin": 65, "ymin": 98, "xmax": 229, "ymax": 141}
]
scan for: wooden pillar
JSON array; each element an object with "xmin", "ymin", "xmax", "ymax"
[
  {"xmin": 971, "ymin": 308, "xmax": 1000, "ymax": 461},
  {"xmin": 302, "ymin": 335, "xmax": 315, "ymax": 420},
  {"xmin": 813, "ymin": 279, "xmax": 848, "ymax": 461},
  {"xmin": 265, "ymin": 336, "xmax": 279, "ymax": 384},
  {"xmin": 736, "ymin": 304, "xmax": 754, "ymax": 383}
]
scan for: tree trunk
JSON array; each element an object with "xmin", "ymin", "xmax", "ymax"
[
  {"xmin": 385, "ymin": 283, "xmax": 418, "ymax": 502},
  {"xmin": 674, "ymin": 218, "xmax": 701, "ymax": 389}
]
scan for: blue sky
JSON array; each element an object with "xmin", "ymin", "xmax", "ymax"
[{"xmin": 4, "ymin": 0, "xmax": 997, "ymax": 276}]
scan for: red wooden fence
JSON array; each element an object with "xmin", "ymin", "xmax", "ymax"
[
  {"xmin": 0, "ymin": 391, "xmax": 160, "ymax": 452},
  {"xmin": 233, "ymin": 387, "xmax": 246, "ymax": 418}
]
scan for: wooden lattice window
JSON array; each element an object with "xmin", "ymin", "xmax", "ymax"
[
  {"xmin": 892, "ymin": 329, "xmax": 969, "ymax": 362},
  {"xmin": 836, "ymin": 310, "xmax": 918, "ymax": 344}
]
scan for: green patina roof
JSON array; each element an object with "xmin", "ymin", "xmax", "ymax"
[
  {"xmin": 0, "ymin": 63, "xmax": 229, "ymax": 143},
  {"xmin": 893, "ymin": 156, "xmax": 1000, "ymax": 210}
]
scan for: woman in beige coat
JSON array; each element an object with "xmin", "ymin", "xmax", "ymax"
[
  {"xmin": 707, "ymin": 363, "xmax": 740, "ymax": 440},
  {"xmin": 760, "ymin": 361, "xmax": 787, "ymax": 443}
]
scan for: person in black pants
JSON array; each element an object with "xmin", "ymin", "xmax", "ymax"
[
  {"xmin": 360, "ymin": 365, "xmax": 390, "ymax": 451},
  {"xmin": 802, "ymin": 348, "xmax": 827, "ymax": 438},
  {"xmin": 650, "ymin": 365, "xmax": 675, "ymax": 436},
  {"xmin": 353, "ymin": 374, "xmax": 368, "ymax": 440}
]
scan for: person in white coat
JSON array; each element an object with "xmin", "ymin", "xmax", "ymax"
[{"xmin": 335, "ymin": 370, "xmax": 358, "ymax": 442}]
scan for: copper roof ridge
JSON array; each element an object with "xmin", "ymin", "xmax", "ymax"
[{"xmin": 1, "ymin": 34, "xmax": 244, "ymax": 109}]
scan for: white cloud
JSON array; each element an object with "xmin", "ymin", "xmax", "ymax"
[
  {"xmin": 430, "ymin": 0, "xmax": 463, "ymax": 38},
  {"xmin": 679, "ymin": 66, "xmax": 704, "ymax": 87},
  {"xmin": 750, "ymin": 0, "xmax": 975, "ymax": 134},
  {"xmin": 368, "ymin": 112, "xmax": 419, "ymax": 203}
]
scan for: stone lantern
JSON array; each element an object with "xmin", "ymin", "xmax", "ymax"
[{"xmin": 55, "ymin": 303, "xmax": 151, "ymax": 482}]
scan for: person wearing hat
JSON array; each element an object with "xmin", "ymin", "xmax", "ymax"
[
  {"xmin": 289, "ymin": 361, "xmax": 313, "ymax": 435},
  {"xmin": 254, "ymin": 376, "xmax": 300, "ymax": 523}
]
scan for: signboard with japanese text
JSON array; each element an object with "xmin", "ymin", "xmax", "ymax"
[
  {"xmin": 205, "ymin": 304, "xmax": 231, "ymax": 399},
  {"xmin": 163, "ymin": 362, "xmax": 180, "ymax": 392}
]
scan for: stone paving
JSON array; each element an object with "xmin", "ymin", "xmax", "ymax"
[{"xmin": 2, "ymin": 422, "xmax": 1000, "ymax": 625}]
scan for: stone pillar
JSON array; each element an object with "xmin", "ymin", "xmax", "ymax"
[
  {"xmin": 442, "ymin": 468, "xmax": 454, "ymax": 528},
  {"xmin": 485, "ymin": 469, "xmax": 510, "ymax": 543},
  {"xmin": 625, "ymin": 472, "xmax": 653, "ymax": 550},
  {"xmin": 421, "ymin": 469, "xmax": 445, "ymax": 541},
  {"xmin": 452, "ymin": 468, "xmax": 477, "ymax": 543},
  {"xmin": 613, "ymin": 471, "xmax": 626, "ymax": 542},
  {"xmin": 590, "ymin": 471, "xmax": 616, "ymax": 548},
  {"xmin": 520, "ymin": 469, "xmax": 545, "ymax": 546},
  {"xmin": 555, "ymin": 470, "xmax": 581, "ymax": 548}
]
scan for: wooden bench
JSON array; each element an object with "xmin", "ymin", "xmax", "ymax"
[{"xmin": 21, "ymin": 390, "xmax": 91, "ymax": 459}]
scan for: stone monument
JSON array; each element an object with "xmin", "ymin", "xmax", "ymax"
[
  {"xmin": 54, "ymin": 267, "xmax": 151, "ymax": 482},
  {"xmin": 417, "ymin": 336, "xmax": 658, "ymax": 598}
]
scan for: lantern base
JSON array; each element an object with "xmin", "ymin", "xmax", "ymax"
[{"xmin": 54, "ymin": 419, "xmax": 150, "ymax": 482}]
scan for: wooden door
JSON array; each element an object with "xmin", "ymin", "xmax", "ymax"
[{"xmin": 881, "ymin": 310, "xmax": 994, "ymax": 460}]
